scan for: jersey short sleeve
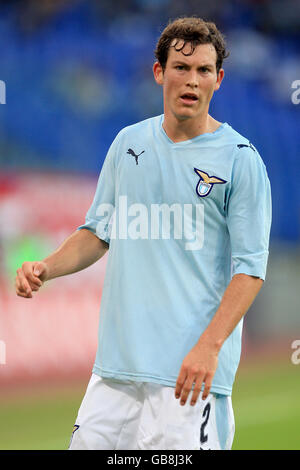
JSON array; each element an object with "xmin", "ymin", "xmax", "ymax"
[
  {"xmin": 226, "ymin": 146, "xmax": 272, "ymax": 280},
  {"xmin": 77, "ymin": 133, "xmax": 120, "ymax": 244}
]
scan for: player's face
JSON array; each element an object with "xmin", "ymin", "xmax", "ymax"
[{"xmin": 153, "ymin": 41, "xmax": 224, "ymax": 122}]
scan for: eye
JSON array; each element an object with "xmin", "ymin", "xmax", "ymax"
[
  {"xmin": 199, "ymin": 67, "xmax": 209, "ymax": 73},
  {"xmin": 175, "ymin": 65, "xmax": 185, "ymax": 71}
]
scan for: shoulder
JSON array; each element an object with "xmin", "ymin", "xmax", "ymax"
[
  {"xmin": 223, "ymin": 124, "xmax": 267, "ymax": 170},
  {"xmin": 222, "ymin": 123, "xmax": 254, "ymax": 150},
  {"xmin": 107, "ymin": 115, "xmax": 162, "ymax": 166},
  {"xmin": 116, "ymin": 115, "xmax": 162, "ymax": 141}
]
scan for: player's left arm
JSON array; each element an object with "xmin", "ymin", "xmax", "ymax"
[
  {"xmin": 176, "ymin": 145, "xmax": 271, "ymax": 407},
  {"xmin": 175, "ymin": 272, "xmax": 263, "ymax": 406}
]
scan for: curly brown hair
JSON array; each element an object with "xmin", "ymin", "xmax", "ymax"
[{"xmin": 155, "ymin": 17, "xmax": 229, "ymax": 73}]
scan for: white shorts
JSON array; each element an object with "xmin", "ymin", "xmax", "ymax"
[{"xmin": 69, "ymin": 374, "xmax": 235, "ymax": 450}]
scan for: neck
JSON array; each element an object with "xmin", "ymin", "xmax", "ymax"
[{"xmin": 162, "ymin": 113, "xmax": 222, "ymax": 143}]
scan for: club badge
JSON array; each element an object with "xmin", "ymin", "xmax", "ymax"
[{"xmin": 194, "ymin": 168, "xmax": 227, "ymax": 197}]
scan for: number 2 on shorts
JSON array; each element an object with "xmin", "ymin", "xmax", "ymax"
[{"xmin": 200, "ymin": 402, "xmax": 211, "ymax": 446}]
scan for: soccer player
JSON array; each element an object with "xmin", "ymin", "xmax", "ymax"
[{"xmin": 15, "ymin": 17, "xmax": 272, "ymax": 450}]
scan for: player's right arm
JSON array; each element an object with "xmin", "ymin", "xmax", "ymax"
[
  {"xmin": 16, "ymin": 129, "xmax": 122, "ymax": 299},
  {"xmin": 15, "ymin": 228, "xmax": 108, "ymax": 299}
]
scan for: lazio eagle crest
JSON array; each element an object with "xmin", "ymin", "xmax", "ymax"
[{"xmin": 194, "ymin": 168, "xmax": 227, "ymax": 197}]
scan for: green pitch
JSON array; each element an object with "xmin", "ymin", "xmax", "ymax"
[
  {"xmin": 232, "ymin": 358, "xmax": 300, "ymax": 450},
  {"xmin": 0, "ymin": 359, "xmax": 299, "ymax": 450}
]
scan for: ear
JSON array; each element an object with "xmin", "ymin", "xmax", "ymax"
[
  {"xmin": 153, "ymin": 61, "xmax": 164, "ymax": 86},
  {"xmin": 215, "ymin": 68, "xmax": 224, "ymax": 91}
]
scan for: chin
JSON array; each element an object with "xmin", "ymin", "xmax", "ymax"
[{"xmin": 174, "ymin": 111, "xmax": 198, "ymax": 121}]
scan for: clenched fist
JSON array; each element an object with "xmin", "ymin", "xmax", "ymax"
[{"xmin": 15, "ymin": 261, "xmax": 49, "ymax": 298}]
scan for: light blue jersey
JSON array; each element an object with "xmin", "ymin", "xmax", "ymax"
[{"xmin": 78, "ymin": 114, "xmax": 271, "ymax": 395}]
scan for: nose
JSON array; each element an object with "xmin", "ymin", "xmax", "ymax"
[{"xmin": 186, "ymin": 70, "xmax": 198, "ymax": 88}]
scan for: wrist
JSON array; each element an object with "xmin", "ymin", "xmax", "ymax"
[
  {"xmin": 196, "ymin": 332, "xmax": 223, "ymax": 354},
  {"xmin": 39, "ymin": 260, "xmax": 51, "ymax": 282}
]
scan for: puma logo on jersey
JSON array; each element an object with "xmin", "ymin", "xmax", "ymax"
[
  {"xmin": 237, "ymin": 142, "xmax": 255, "ymax": 152},
  {"xmin": 127, "ymin": 148, "xmax": 145, "ymax": 165},
  {"xmin": 194, "ymin": 168, "xmax": 227, "ymax": 197}
]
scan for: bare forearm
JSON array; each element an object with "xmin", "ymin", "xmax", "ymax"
[
  {"xmin": 43, "ymin": 228, "xmax": 108, "ymax": 281},
  {"xmin": 199, "ymin": 273, "xmax": 263, "ymax": 352},
  {"xmin": 175, "ymin": 273, "xmax": 263, "ymax": 405}
]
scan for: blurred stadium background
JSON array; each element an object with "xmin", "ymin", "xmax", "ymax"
[{"xmin": 0, "ymin": 0, "xmax": 299, "ymax": 450}]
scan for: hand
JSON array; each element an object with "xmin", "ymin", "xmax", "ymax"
[
  {"xmin": 175, "ymin": 339, "xmax": 219, "ymax": 406},
  {"xmin": 15, "ymin": 261, "xmax": 49, "ymax": 298}
]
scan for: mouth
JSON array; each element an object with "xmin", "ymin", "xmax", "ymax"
[{"xmin": 180, "ymin": 93, "xmax": 198, "ymax": 104}]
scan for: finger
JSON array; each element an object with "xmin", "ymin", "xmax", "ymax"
[
  {"xmin": 33, "ymin": 264, "xmax": 43, "ymax": 277},
  {"xmin": 24, "ymin": 265, "xmax": 43, "ymax": 287},
  {"xmin": 201, "ymin": 373, "xmax": 213, "ymax": 401},
  {"xmin": 31, "ymin": 276, "xmax": 43, "ymax": 288},
  {"xmin": 33, "ymin": 263, "xmax": 48, "ymax": 282},
  {"xmin": 16, "ymin": 270, "xmax": 33, "ymax": 297},
  {"xmin": 27, "ymin": 277, "xmax": 43, "ymax": 293},
  {"xmin": 27, "ymin": 278, "xmax": 42, "ymax": 290},
  {"xmin": 16, "ymin": 280, "xmax": 32, "ymax": 298},
  {"xmin": 29, "ymin": 283, "xmax": 39, "ymax": 292},
  {"xmin": 18, "ymin": 277, "xmax": 39, "ymax": 293},
  {"xmin": 17, "ymin": 265, "xmax": 41, "ymax": 290},
  {"xmin": 17, "ymin": 283, "xmax": 32, "ymax": 298},
  {"xmin": 20, "ymin": 277, "xmax": 32, "ymax": 295},
  {"xmin": 190, "ymin": 376, "xmax": 204, "ymax": 406},
  {"xmin": 17, "ymin": 290, "xmax": 32, "ymax": 298},
  {"xmin": 179, "ymin": 374, "xmax": 196, "ymax": 406},
  {"xmin": 175, "ymin": 368, "xmax": 187, "ymax": 400},
  {"xmin": 15, "ymin": 277, "xmax": 25, "ymax": 295}
]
